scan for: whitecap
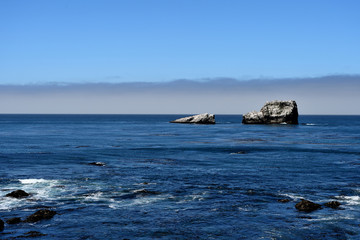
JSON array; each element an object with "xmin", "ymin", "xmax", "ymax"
[
  {"xmin": 83, "ymin": 192, "xmax": 106, "ymax": 202},
  {"xmin": 308, "ymin": 215, "xmax": 355, "ymax": 222},
  {"xmin": 278, "ymin": 193, "xmax": 304, "ymax": 201},
  {"xmin": 177, "ymin": 191, "xmax": 208, "ymax": 203},
  {"xmin": 133, "ymin": 182, "xmax": 157, "ymax": 186},
  {"xmin": 18, "ymin": 179, "xmax": 64, "ymax": 200},
  {"xmin": 19, "ymin": 179, "xmax": 49, "ymax": 184},
  {"xmin": 335, "ymin": 195, "xmax": 360, "ymax": 205},
  {"xmin": 108, "ymin": 194, "xmax": 169, "ymax": 209},
  {"xmin": 238, "ymin": 206, "xmax": 252, "ymax": 212},
  {"xmin": 132, "ymin": 196, "xmax": 165, "ymax": 205},
  {"xmin": 4, "ymin": 178, "xmax": 66, "ymax": 208},
  {"xmin": 0, "ymin": 197, "xmax": 27, "ymax": 210},
  {"xmin": 0, "ymin": 178, "xmax": 67, "ymax": 211}
]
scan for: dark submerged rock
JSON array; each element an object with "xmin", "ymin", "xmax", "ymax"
[
  {"xmin": 278, "ymin": 199, "xmax": 291, "ymax": 203},
  {"xmin": 295, "ymin": 199, "xmax": 322, "ymax": 212},
  {"xmin": 231, "ymin": 151, "xmax": 246, "ymax": 154},
  {"xmin": 88, "ymin": 162, "xmax": 106, "ymax": 166},
  {"xmin": 297, "ymin": 215, "xmax": 313, "ymax": 219},
  {"xmin": 133, "ymin": 189, "xmax": 160, "ymax": 196},
  {"xmin": 242, "ymin": 100, "xmax": 298, "ymax": 124},
  {"xmin": 170, "ymin": 113, "xmax": 215, "ymax": 124},
  {"xmin": 119, "ymin": 189, "xmax": 161, "ymax": 200},
  {"xmin": 6, "ymin": 217, "xmax": 21, "ymax": 224},
  {"xmin": 5, "ymin": 190, "xmax": 30, "ymax": 199},
  {"xmin": 324, "ymin": 201, "xmax": 341, "ymax": 209},
  {"xmin": 18, "ymin": 231, "xmax": 47, "ymax": 237},
  {"xmin": 0, "ymin": 219, "xmax": 4, "ymax": 232},
  {"xmin": 24, "ymin": 209, "xmax": 57, "ymax": 223},
  {"xmin": 26, "ymin": 205, "xmax": 53, "ymax": 210}
]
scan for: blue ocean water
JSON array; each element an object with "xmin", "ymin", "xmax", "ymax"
[{"xmin": 0, "ymin": 114, "xmax": 359, "ymax": 239}]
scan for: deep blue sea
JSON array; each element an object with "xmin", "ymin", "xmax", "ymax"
[{"xmin": 1, "ymin": 114, "xmax": 360, "ymax": 239}]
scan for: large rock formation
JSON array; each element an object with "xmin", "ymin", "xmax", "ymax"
[
  {"xmin": 242, "ymin": 100, "xmax": 298, "ymax": 124},
  {"xmin": 170, "ymin": 113, "xmax": 215, "ymax": 124}
]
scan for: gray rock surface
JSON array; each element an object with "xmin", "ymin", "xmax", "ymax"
[
  {"xmin": 242, "ymin": 100, "xmax": 298, "ymax": 124},
  {"xmin": 170, "ymin": 113, "xmax": 215, "ymax": 124}
]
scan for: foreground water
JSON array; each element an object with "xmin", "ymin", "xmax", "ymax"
[{"xmin": 0, "ymin": 114, "xmax": 359, "ymax": 239}]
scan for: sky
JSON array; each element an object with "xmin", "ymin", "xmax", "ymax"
[
  {"xmin": 0, "ymin": 0, "xmax": 359, "ymax": 114},
  {"xmin": 1, "ymin": 0, "xmax": 360, "ymax": 83}
]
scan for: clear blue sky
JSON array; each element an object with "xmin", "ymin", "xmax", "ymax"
[{"xmin": 1, "ymin": 0, "xmax": 359, "ymax": 84}]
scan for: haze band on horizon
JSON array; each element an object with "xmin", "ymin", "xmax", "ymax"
[{"xmin": 0, "ymin": 75, "xmax": 359, "ymax": 114}]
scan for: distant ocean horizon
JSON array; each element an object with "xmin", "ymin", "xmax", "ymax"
[
  {"xmin": 1, "ymin": 114, "xmax": 359, "ymax": 239},
  {"xmin": 1, "ymin": 113, "xmax": 360, "ymax": 117}
]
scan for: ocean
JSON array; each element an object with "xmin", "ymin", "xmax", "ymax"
[{"xmin": 0, "ymin": 114, "xmax": 359, "ymax": 239}]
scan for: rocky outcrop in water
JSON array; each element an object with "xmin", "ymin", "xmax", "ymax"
[
  {"xmin": 88, "ymin": 162, "xmax": 106, "ymax": 166},
  {"xmin": 242, "ymin": 100, "xmax": 298, "ymax": 124},
  {"xmin": 6, "ymin": 217, "xmax": 21, "ymax": 225},
  {"xmin": 120, "ymin": 189, "xmax": 161, "ymax": 200},
  {"xmin": 295, "ymin": 199, "xmax": 322, "ymax": 212},
  {"xmin": 5, "ymin": 190, "xmax": 30, "ymax": 199},
  {"xmin": 0, "ymin": 219, "xmax": 4, "ymax": 232},
  {"xmin": 24, "ymin": 209, "xmax": 57, "ymax": 223},
  {"xmin": 170, "ymin": 113, "xmax": 215, "ymax": 124},
  {"xmin": 18, "ymin": 231, "xmax": 47, "ymax": 238},
  {"xmin": 324, "ymin": 201, "xmax": 341, "ymax": 209}
]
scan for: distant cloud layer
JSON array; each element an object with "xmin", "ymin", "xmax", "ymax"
[{"xmin": 1, "ymin": 75, "xmax": 359, "ymax": 114}]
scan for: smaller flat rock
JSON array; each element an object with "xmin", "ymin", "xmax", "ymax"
[
  {"xmin": 295, "ymin": 199, "xmax": 322, "ymax": 212},
  {"xmin": 230, "ymin": 151, "xmax": 246, "ymax": 154},
  {"xmin": 170, "ymin": 113, "xmax": 215, "ymax": 124},
  {"xmin": 5, "ymin": 190, "xmax": 30, "ymax": 199},
  {"xmin": 88, "ymin": 162, "xmax": 106, "ymax": 166},
  {"xmin": 278, "ymin": 199, "xmax": 291, "ymax": 203},
  {"xmin": 24, "ymin": 209, "xmax": 57, "ymax": 223}
]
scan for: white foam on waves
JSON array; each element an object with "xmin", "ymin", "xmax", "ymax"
[
  {"xmin": 278, "ymin": 193, "xmax": 304, "ymax": 201},
  {"xmin": 108, "ymin": 194, "xmax": 170, "ymax": 209},
  {"xmin": 19, "ymin": 179, "xmax": 49, "ymax": 184},
  {"xmin": 335, "ymin": 195, "xmax": 360, "ymax": 205},
  {"xmin": 0, "ymin": 178, "xmax": 64, "ymax": 210}
]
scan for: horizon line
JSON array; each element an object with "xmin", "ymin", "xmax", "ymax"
[{"xmin": 0, "ymin": 113, "xmax": 359, "ymax": 116}]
